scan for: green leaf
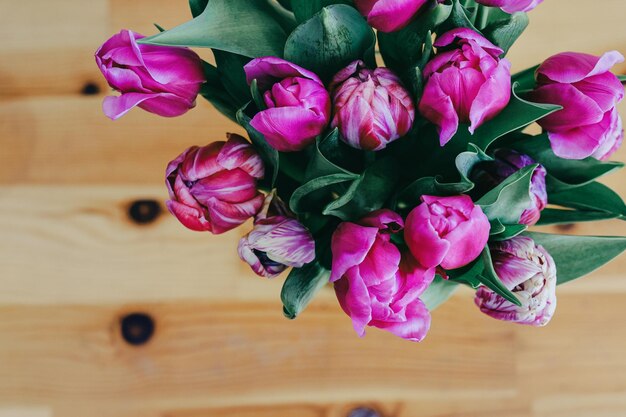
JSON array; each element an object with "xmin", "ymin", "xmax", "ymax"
[
  {"xmin": 377, "ymin": 1, "xmax": 452, "ymax": 71},
  {"xmin": 468, "ymin": 83, "xmax": 562, "ymax": 151},
  {"xmin": 549, "ymin": 182, "xmax": 626, "ymax": 216},
  {"xmin": 511, "ymin": 134, "xmax": 623, "ymax": 190},
  {"xmin": 526, "ymin": 232, "xmax": 626, "ymax": 285},
  {"xmin": 189, "ymin": 0, "xmax": 208, "ymax": 17},
  {"xmin": 479, "ymin": 248, "xmax": 522, "ymax": 306},
  {"xmin": 421, "ymin": 276, "xmax": 460, "ymax": 311},
  {"xmin": 213, "ymin": 50, "xmax": 251, "ymax": 108},
  {"xmin": 536, "ymin": 209, "xmax": 620, "ymax": 226},
  {"xmin": 477, "ymin": 164, "xmax": 536, "ymax": 224},
  {"xmin": 305, "ymin": 129, "xmax": 360, "ymax": 181},
  {"xmin": 483, "ymin": 12, "xmax": 528, "ymax": 55},
  {"xmin": 199, "ymin": 61, "xmax": 240, "ymax": 122},
  {"xmin": 139, "ymin": 0, "xmax": 287, "ymax": 58},
  {"xmin": 323, "ymin": 157, "xmax": 400, "ymax": 221},
  {"xmin": 284, "ymin": 5, "xmax": 376, "ymax": 81},
  {"xmin": 281, "ymin": 262, "xmax": 330, "ymax": 319},
  {"xmin": 490, "ymin": 223, "xmax": 528, "ymax": 241},
  {"xmin": 291, "ymin": 0, "xmax": 353, "ymax": 23},
  {"xmin": 236, "ymin": 103, "xmax": 280, "ymax": 187},
  {"xmin": 511, "ymin": 64, "xmax": 538, "ymax": 90},
  {"xmin": 395, "ymin": 176, "xmax": 473, "ymax": 210},
  {"xmin": 290, "ymin": 173, "xmax": 359, "ymax": 214},
  {"xmin": 446, "ymin": 258, "xmax": 484, "ymax": 288},
  {"xmin": 250, "ymin": 79, "xmax": 267, "ymax": 111},
  {"xmin": 618, "ymin": 74, "xmax": 626, "ymax": 83},
  {"xmin": 441, "ymin": 0, "xmax": 478, "ymax": 32}
]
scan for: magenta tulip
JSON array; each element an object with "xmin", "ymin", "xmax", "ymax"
[
  {"xmin": 330, "ymin": 60, "xmax": 415, "ymax": 151},
  {"xmin": 354, "ymin": 0, "xmax": 430, "ymax": 33},
  {"xmin": 95, "ymin": 29, "xmax": 204, "ymax": 120},
  {"xmin": 529, "ymin": 51, "xmax": 625, "ymax": 159},
  {"xmin": 475, "ymin": 0, "xmax": 542, "ymax": 13},
  {"xmin": 243, "ymin": 57, "xmax": 331, "ymax": 152},
  {"xmin": 405, "ymin": 195, "xmax": 491, "ymax": 270},
  {"xmin": 330, "ymin": 210, "xmax": 434, "ymax": 342},
  {"xmin": 475, "ymin": 236, "xmax": 557, "ymax": 326},
  {"xmin": 165, "ymin": 134, "xmax": 264, "ymax": 234},
  {"xmin": 419, "ymin": 28, "xmax": 512, "ymax": 146},
  {"xmin": 471, "ymin": 149, "xmax": 547, "ymax": 226},
  {"xmin": 238, "ymin": 193, "xmax": 315, "ymax": 278}
]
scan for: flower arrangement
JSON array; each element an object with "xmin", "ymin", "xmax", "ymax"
[{"xmin": 96, "ymin": 0, "xmax": 626, "ymax": 342}]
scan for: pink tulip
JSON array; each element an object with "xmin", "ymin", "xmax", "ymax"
[
  {"xmin": 354, "ymin": 0, "xmax": 430, "ymax": 33},
  {"xmin": 238, "ymin": 193, "xmax": 315, "ymax": 278},
  {"xmin": 165, "ymin": 134, "xmax": 264, "ymax": 234},
  {"xmin": 95, "ymin": 29, "xmax": 204, "ymax": 120},
  {"xmin": 330, "ymin": 210, "xmax": 434, "ymax": 342},
  {"xmin": 419, "ymin": 28, "xmax": 512, "ymax": 146},
  {"xmin": 529, "ymin": 51, "xmax": 625, "ymax": 159},
  {"xmin": 243, "ymin": 57, "xmax": 331, "ymax": 152},
  {"xmin": 475, "ymin": 0, "xmax": 542, "ymax": 13},
  {"xmin": 471, "ymin": 149, "xmax": 547, "ymax": 226},
  {"xmin": 475, "ymin": 236, "xmax": 557, "ymax": 326},
  {"xmin": 330, "ymin": 60, "xmax": 415, "ymax": 151},
  {"xmin": 405, "ymin": 195, "xmax": 490, "ymax": 270}
]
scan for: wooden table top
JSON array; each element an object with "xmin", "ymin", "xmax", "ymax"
[{"xmin": 1, "ymin": 1, "xmax": 626, "ymax": 416}]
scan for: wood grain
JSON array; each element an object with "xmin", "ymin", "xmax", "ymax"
[{"xmin": 1, "ymin": 0, "xmax": 626, "ymax": 416}]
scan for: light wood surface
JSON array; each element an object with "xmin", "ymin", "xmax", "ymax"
[{"xmin": 1, "ymin": 1, "xmax": 626, "ymax": 416}]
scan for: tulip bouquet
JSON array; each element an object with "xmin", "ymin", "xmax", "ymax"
[{"xmin": 96, "ymin": 0, "xmax": 626, "ymax": 342}]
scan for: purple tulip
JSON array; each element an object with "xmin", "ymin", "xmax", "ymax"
[
  {"xmin": 405, "ymin": 195, "xmax": 491, "ymax": 270},
  {"xmin": 419, "ymin": 28, "xmax": 512, "ymax": 146},
  {"xmin": 354, "ymin": 0, "xmax": 430, "ymax": 33},
  {"xmin": 95, "ymin": 29, "xmax": 204, "ymax": 120},
  {"xmin": 330, "ymin": 60, "xmax": 415, "ymax": 151},
  {"xmin": 238, "ymin": 192, "xmax": 315, "ymax": 278},
  {"xmin": 529, "ymin": 51, "xmax": 625, "ymax": 159},
  {"xmin": 475, "ymin": 236, "xmax": 557, "ymax": 326},
  {"xmin": 475, "ymin": 0, "xmax": 543, "ymax": 13},
  {"xmin": 243, "ymin": 57, "xmax": 331, "ymax": 152},
  {"xmin": 330, "ymin": 210, "xmax": 434, "ymax": 342},
  {"xmin": 166, "ymin": 134, "xmax": 265, "ymax": 234},
  {"xmin": 471, "ymin": 149, "xmax": 547, "ymax": 226}
]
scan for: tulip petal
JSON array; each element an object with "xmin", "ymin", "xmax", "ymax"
[
  {"xmin": 531, "ymin": 83, "xmax": 604, "ymax": 131},
  {"xmin": 330, "ymin": 222, "xmax": 379, "ymax": 282},
  {"xmin": 218, "ymin": 134, "xmax": 265, "ymax": 179},
  {"xmin": 573, "ymin": 72, "xmax": 624, "ymax": 113},
  {"xmin": 372, "ymin": 298, "xmax": 431, "ymax": 342},
  {"xmin": 250, "ymin": 107, "xmax": 326, "ymax": 152},
  {"xmin": 102, "ymin": 93, "xmax": 161, "ymax": 120},
  {"xmin": 335, "ymin": 268, "xmax": 373, "ymax": 337},
  {"xmin": 405, "ymin": 204, "xmax": 451, "ymax": 268},
  {"xmin": 166, "ymin": 200, "xmax": 210, "ymax": 232},
  {"xmin": 440, "ymin": 205, "xmax": 490, "ymax": 269},
  {"xmin": 244, "ymin": 56, "xmax": 322, "ymax": 90},
  {"xmin": 419, "ymin": 71, "xmax": 461, "ymax": 146},
  {"xmin": 469, "ymin": 59, "xmax": 512, "ymax": 133}
]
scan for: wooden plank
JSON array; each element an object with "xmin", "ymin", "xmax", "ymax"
[{"xmin": 0, "ymin": 300, "xmax": 516, "ymax": 416}]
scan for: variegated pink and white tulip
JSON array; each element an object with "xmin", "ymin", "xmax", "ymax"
[
  {"xmin": 165, "ymin": 134, "xmax": 264, "ymax": 234},
  {"xmin": 475, "ymin": 236, "xmax": 557, "ymax": 326},
  {"xmin": 330, "ymin": 60, "xmax": 415, "ymax": 151},
  {"xmin": 475, "ymin": 0, "xmax": 543, "ymax": 13},
  {"xmin": 238, "ymin": 193, "xmax": 315, "ymax": 278}
]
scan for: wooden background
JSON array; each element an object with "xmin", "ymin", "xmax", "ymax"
[{"xmin": 2, "ymin": 1, "xmax": 626, "ymax": 416}]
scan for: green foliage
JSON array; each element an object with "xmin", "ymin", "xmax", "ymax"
[
  {"xmin": 482, "ymin": 11, "xmax": 528, "ymax": 54},
  {"xmin": 526, "ymin": 232, "xmax": 626, "ymax": 285},
  {"xmin": 421, "ymin": 276, "xmax": 460, "ymax": 311},
  {"xmin": 536, "ymin": 209, "xmax": 619, "ymax": 226},
  {"xmin": 281, "ymin": 262, "xmax": 330, "ymax": 319},
  {"xmin": 284, "ymin": 5, "xmax": 376, "ymax": 81},
  {"xmin": 140, "ymin": 0, "xmax": 287, "ymax": 58},
  {"xmin": 479, "ymin": 248, "xmax": 522, "ymax": 306},
  {"xmin": 477, "ymin": 164, "xmax": 536, "ymax": 225},
  {"xmin": 549, "ymin": 182, "xmax": 626, "ymax": 217},
  {"xmin": 291, "ymin": 0, "xmax": 353, "ymax": 23}
]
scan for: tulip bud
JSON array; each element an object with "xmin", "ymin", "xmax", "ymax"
[
  {"xmin": 529, "ymin": 51, "xmax": 625, "ymax": 159},
  {"xmin": 471, "ymin": 149, "xmax": 547, "ymax": 226},
  {"xmin": 354, "ymin": 0, "xmax": 430, "ymax": 33},
  {"xmin": 405, "ymin": 195, "xmax": 491, "ymax": 270},
  {"xmin": 331, "ymin": 209, "xmax": 434, "ymax": 341},
  {"xmin": 419, "ymin": 28, "xmax": 512, "ymax": 146},
  {"xmin": 330, "ymin": 60, "xmax": 415, "ymax": 151},
  {"xmin": 244, "ymin": 57, "xmax": 331, "ymax": 152},
  {"xmin": 165, "ymin": 134, "xmax": 264, "ymax": 234},
  {"xmin": 95, "ymin": 29, "xmax": 204, "ymax": 120},
  {"xmin": 475, "ymin": 236, "xmax": 557, "ymax": 326},
  {"xmin": 475, "ymin": 0, "xmax": 543, "ymax": 13},
  {"xmin": 238, "ymin": 194, "xmax": 315, "ymax": 278}
]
